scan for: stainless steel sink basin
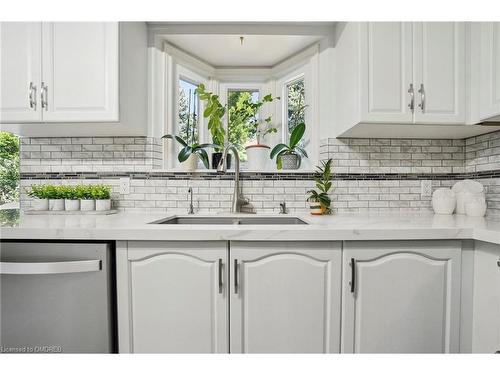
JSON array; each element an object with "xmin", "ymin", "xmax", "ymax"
[{"xmin": 151, "ymin": 216, "xmax": 308, "ymax": 225}]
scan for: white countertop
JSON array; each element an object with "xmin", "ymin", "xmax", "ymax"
[{"xmin": 1, "ymin": 210, "xmax": 499, "ymax": 245}]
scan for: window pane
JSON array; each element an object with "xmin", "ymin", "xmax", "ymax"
[
  {"xmin": 286, "ymin": 79, "xmax": 305, "ymax": 134},
  {"xmin": 0, "ymin": 131, "xmax": 20, "ymax": 208},
  {"xmin": 228, "ymin": 90, "xmax": 259, "ymax": 161},
  {"xmin": 178, "ymin": 79, "xmax": 199, "ymax": 144}
]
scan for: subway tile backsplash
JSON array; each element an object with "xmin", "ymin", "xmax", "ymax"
[{"xmin": 19, "ymin": 130, "xmax": 500, "ymax": 216}]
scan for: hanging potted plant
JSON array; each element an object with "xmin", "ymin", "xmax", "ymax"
[
  {"xmin": 270, "ymin": 123, "xmax": 308, "ymax": 170},
  {"xmin": 196, "ymin": 84, "xmax": 230, "ymax": 169},
  {"xmin": 27, "ymin": 184, "xmax": 50, "ymax": 211},
  {"xmin": 307, "ymin": 159, "xmax": 333, "ymax": 215}
]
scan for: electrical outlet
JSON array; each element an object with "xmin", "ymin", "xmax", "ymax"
[
  {"xmin": 119, "ymin": 177, "xmax": 130, "ymax": 195},
  {"xmin": 421, "ymin": 180, "xmax": 432, "ymax": 197}
]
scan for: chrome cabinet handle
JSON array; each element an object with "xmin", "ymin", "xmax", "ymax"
[
  {"xmin": 234, "ymin": 259, "xmax": 239, "ymax": 294},
  {"xmin": 41, "ymin": 82, "xmax": 48, "ymax": 110},
  {"xmin": 28, "ymin": 82, "xmax": 37, "ymax": 110},
  {"xmin": 0, "ymin": 260, "xmax": 101, "ymax": 275},
  {"xmin": 350, "ymin": 258, "xmax": 356, "ymax": 294},
  {"xmin": 497, "ymin": 258, "xmax": 500, "ymax": 268},
  {"xmin": 407, "ymin": 83, "xmax": 414, "ymax": 113},
  {"xmin": 218, "ymin": 258, "xmax": 223, "ymax": 294},
  {"xmin": 418, "ymin": 83, "xmax": 425, "ymax": 113}
]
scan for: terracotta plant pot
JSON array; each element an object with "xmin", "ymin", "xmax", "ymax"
[{"xmin": 246, "ymin": 144, "xmax": 270, "ymax": 170}]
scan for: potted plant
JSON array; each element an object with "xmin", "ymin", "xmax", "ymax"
[
  {"xmin": 162, "ymin": 134, "xmax": 215, "ymax": 171},
  {"xmin": 27, "ymin": 184, "xmax": 50, "ymax": 211},
  {"xmin": 196, "ymin": 84, "xmax": 230, "ymax": 169},
  {"xmin": 92, "ymin": 185, "xmax": 112, "ymax": 211},
  {"xmin": 270, "ymin": 123, "xmax": 308, "ymax": 170},
  {"xmin": 48, "ymin": 185, "xmax": 64, "ymax": 211},
  {"xmin": 307, "ymin": 159, "xmax": 333, "ymax": 215},
  {"xmin": 78, "ymin": 185, "xmax": 95, "ymax": 211},
  {"xmin": 62, "ymin": 185, "xmax": 80, "ymax": 211},
  {"xmin": 227, "ymin": 92, "xmax": 279, "ymax": 170}
]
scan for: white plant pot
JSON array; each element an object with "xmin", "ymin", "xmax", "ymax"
[
  {"xmin": 80, "ymin": 199, "xmax": 95, "ymax": 211},
  {"xmin": 65, "ymin": 199, "xmax": 80, "ymax": 211},
  {"xmin": 431, "ymin": 188, "xmax": 456, "ymax": 215},
  {"xmin": 32, "ymin": 198, "xmax": 49, "ymax": 211},
  {"xmin": 95, "ymin": 199, "xmax": 111, "ymax": 211},
  {"xmin": 246, "ymin": 145, "xmax": 270, "ymax": 170},
  {"xmin": 49, "ymin": 199, "xmax": 64, "ymax": 211},
  {"xmin": 280, "ymin": 154, "xmax": 299, "ymax": 170},
  {"xmin": 181, "ymin": 154, "xmax": 198, "ymax": 171},
  {"xmin": 309, "ymin": 200, "xmax": 323, "ymax": 215}
]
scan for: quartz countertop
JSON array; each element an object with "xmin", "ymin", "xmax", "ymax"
[{"xmin": 1, "ymin": 209, "xmax": 499, "ymax": 245}]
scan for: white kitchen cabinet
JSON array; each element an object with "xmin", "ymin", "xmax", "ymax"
[
  {"xmin": 116, "ymin": 241, "xmax": 228, "ymax": 353},
  {"xmin": 335, "ymin": 22, "xmax": 488, "ymax": 139},
  {"xmin": 0, "ymin": 22, "xmax": 148, "ymax": 137},
  {"xmin": 342, "ymin": 241, "xmax": 462, "ymax": 353},
  {"xmin": 472, "ymin": 241, "xmax": 500, "ymax": 353},
  {"xmin": 40, "ymin": 22, "xmax": 118, "ymax": 122},
  {"xmin": 0, "ymin": 22, "xmax": 42, "ymax": 122},
  {"xmin": 360, "ymin": 22, "xmax": 413, "ymax": 123},
  {"xmin": 413, "ymin": 22, "xmax": 466, "ymax": 124},
  {"xmin": 230, "ymin": 241, "xmax": 342, "ymax": 353},
  {"xmin": 479, "ymin": 23, "xmax": 500, "ymax": 121}
]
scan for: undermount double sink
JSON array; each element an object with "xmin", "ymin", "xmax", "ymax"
[{"xmin": 151, "ymin": 216, "xmax": 308, "ymax": 225}]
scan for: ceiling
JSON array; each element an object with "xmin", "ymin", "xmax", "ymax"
[{"xmin": 161, "ymin": 34, "xmax": 324, "ymax": 68}]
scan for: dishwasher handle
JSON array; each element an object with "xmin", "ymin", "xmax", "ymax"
[{"xmin": 0, "ymin": 260, "xmax": 102, "ymax": 275}]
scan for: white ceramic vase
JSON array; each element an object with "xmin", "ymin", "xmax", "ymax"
[
  {"xmin": 80, "ymin": 199, "xmax": 95, "ymax": 211},
  {"xmin": 49, "ymin": 199, "xmax": 64, "ymax": 211},
  {"xmin": 181, "ymin": 154, "xmax": 198, "ymax": 171},
  {"xmin": 465, "ymin": 197, "xmax": 487, "ymax": 217},
  {"xmin": 95, "ymin": 199, "xmax": 111, "ymax": 211},
  {"xmin": 452, "ymin": 180, "xmax": 484, "ymax": 214},
  {"xmin": 431, "ymin": 188, "xmax": 456, "ymax": 215},
  {"xmin": 246, "ymin": 145, "xmax": 270, "ymax": 170},
  {"xmin": 32, "ymin": 198, "xmax": 49, "ymax": 211},
  {"xmin": 65, "ymin": 199, "xmax": 80, "ymax": 211}
]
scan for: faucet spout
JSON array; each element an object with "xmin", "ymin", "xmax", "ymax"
[{"xmin": 217, "ymin": 145, "xmax": 249, "ymax": 213}]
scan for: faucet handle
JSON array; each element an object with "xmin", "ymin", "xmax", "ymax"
[{"xmin": 279, "ymin": 201, "xmax": 287, "ymax": 214}]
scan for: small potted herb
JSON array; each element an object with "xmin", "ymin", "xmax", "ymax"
[
  {"xmin": 47, "ymin": 185, "xmax": 64, "ymax": 211},
  {"xmin": 270, "ymin": 123, "xmax": 308, "ymax": 170},
  {"xmin": 307, "ymin": 159, "xmax": 333, "ymax": 215},
  {"xmin": 78, "ymin": 185, "xmax": 95, "ymax": 211},
  {"xmin": 27, "ymin": 185, "xmax": 50, "ymax": 211},
  {"xmin": 92, "ymin": 185, "xmax": 112, "ymax": 211},
  {"xmin": 61, "ymin": 185, "xmax": 80, "ymax": 211}
]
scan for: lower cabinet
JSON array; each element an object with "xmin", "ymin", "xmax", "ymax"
[
  {"xmin": 341, "ymin": 240, "xmax": 462, "ymax": 353},
  {"xmin": 116, "ymin": 241, "xmax": 229, "ymax": 353},
  {"xmin": 472, "ymin": 241, "xmax": 500, "ymax": 353},
  {"xmin": 230, "ymin": 241, "xmax": 342, "ymax": 353}
]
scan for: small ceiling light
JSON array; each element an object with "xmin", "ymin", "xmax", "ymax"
[{"xmin": 240, "ymin": 36, "xmax": 244, "ymax": 45}]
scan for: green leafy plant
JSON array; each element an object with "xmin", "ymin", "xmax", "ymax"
[
  {"xmin": 91, "ymin": 185, "xmax": 111, "ymax": 200},
  {"xmin": 162, "ymin": 134, "xmax": 216, "ymax": 169},
  {"xmin": 27, "ymin": 185, "xmax": 52, "ymax": 199},
  {"xmin": 0, "ymin": 131, "xmax": 20, "ymax": 204},
  {"xmin": 307, "ymin": 159, "xmax": 333, "ymax": 214},
  {"xmin": 270, "ymin": 123, "xmax": 308, "ymax": 169},
  {"xmin": 196, "ymin": 84, "xmax": 226, "ymax": 150},
  {"xmin": 58, "ymin": 185, "xmax": 76, "ymax": 200},
  {"xmin": 76, "ymin": 185, "xmax": 94, "ymax": 200}
]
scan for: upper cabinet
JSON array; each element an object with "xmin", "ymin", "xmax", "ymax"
[
  {"xmin": 0, "ymin": 22, "xmax": 148, "ymax": 137},
  {"xmin": 479, "ymin": 22, "xmax": 500, "ymax": 122},
  {"xmin": 334, "ymin": 22, "xmax": 499, "ymax": 139},
  {"xmin": 0, "ymin": 23, "xmax": 42, "ymax": 122},
  {"xmin": 40, "ymin": 23, "xmax": 118, "ymax": 122}
]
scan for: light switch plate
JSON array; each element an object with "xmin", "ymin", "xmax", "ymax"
[
  {"xmin": 120, "ymin": 177, "xmax": 130, "ymax": 195},
  {"xmin": 421, "ymin": 180, "xmax": 432, "ymax": 197}
]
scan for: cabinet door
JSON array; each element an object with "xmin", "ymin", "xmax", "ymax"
[
  {"xmin": 413, "ymin": 22, "xmax": 466, "ymax": 124},
  {"xmin": 342, "ymin": 241, "xmax": 461, "ymax": 353},
  {"xmin": 479, "ymin": 22, "xmax": 500, "ymax": 121},
  {"xmin": 116, "ymin": 241, "xmax": 228, "ymax": 353},
  {"xmin": 41, "ymin": 22, "xmax": 118, "ymax": 122},
  {"xmin": 0, "ymin": 22, "xmax": 42, "ymax": 122},
  {"xmin": 472, "ymin": 241, "xmax": 500, "ymax": 353},
  {"xmin": 230, "ymin": 241, "xmax": 342, "ymax": 353},
  {"xmin": 360, "ymin": 22, "xmax": 413, "ymax": 123}
]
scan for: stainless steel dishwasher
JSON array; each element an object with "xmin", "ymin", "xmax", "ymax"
[{"xmin": 0, "ymin": 241, "xmax": 116, "ymax": 353}]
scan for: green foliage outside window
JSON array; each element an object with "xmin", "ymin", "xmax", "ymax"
[{"xmin": 0, "ymin": 131, "xmax": 20, "ymax": 205}]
